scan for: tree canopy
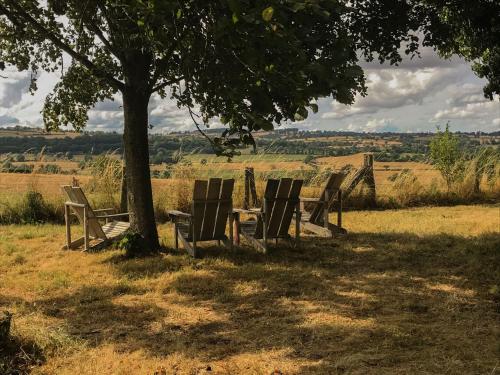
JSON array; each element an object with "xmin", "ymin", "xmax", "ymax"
[
  {"xmin": 0, "ymin": 0, "xmax": 498, "ymax": 251},
  {"xmin": 1, "ymin": 1, "xmax": 496, "ymax": 154}
]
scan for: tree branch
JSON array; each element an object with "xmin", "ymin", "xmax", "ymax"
[
  {"xmin": 1, "ymin": 1, "xmax": 125, "ymax": 91},
  {"xmin": 151, "ymin": 76, "xmax": 184, "ymax": 93}
]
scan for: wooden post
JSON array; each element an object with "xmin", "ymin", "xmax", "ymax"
[{"xmin": 244, "ymin": 167, "xmax": 258, "ymax": 209}]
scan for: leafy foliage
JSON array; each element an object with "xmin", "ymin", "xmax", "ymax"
[
  {"xmin": 0, "ymin": 0, "xmax": 462, "ymax": 154},
  {"xmin": 429, "ymin": 124, "xmax": 463, "ymax": 190},
  {"xmin": 417, "ymin": 0, "xmax": 500, "ymax": 100}
]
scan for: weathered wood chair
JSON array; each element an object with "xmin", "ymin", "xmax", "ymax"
[
  {"xmin": 62, "ymin": 185, "xmax": 130, "ymax": 251},
  {"xmin": 299, "ymin": 172, "xmax": 347, "ymax": 237},
  {"xmin": 168, "ymin": 178, "xmax": 235, "ymax": 257},
  {"xmin": 233, "ymin": 178, "xmax": 303, "ymax": 253}
]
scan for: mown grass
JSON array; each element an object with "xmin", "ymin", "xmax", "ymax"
[{"xmin": 1, "ymin": 205, "xmax": 499, "ymax": 374}]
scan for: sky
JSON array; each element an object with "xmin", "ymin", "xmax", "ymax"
[{"xmin": 0, "ymin": 47, "xmax": 498, "ymax": 134}]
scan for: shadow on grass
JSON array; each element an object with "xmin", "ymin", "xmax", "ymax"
[
  {"xmin": 24, "ymin": 231, "xmax": 500, "ymax": 372},
  {"xmin": 0, "ymin": 336, "xmax": 45, "ymax": 375}
]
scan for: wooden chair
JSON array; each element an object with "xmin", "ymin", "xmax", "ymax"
[
  {"xmin": 299, "ymin": 172, "xmax": 347, "ymax": 237},
  {"xmin": 233, "ymin": 178, "xmax": 303, "ymax": 253},
  {"xmin": 62, "ymin": 185, "xmax": 130, "ymax": 251},
  {"xmin": 168, "ymin": 178, "xmax": 235, "ymax": 257}
]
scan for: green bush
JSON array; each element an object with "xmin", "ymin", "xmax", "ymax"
[{"xmin": 0, "ymin": 191, "xmax": 61, "ymax": 224}]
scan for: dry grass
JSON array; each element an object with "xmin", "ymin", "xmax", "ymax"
[{"xmin": 1, "ymin": 205, "xmax": 499, "ymax": 374}]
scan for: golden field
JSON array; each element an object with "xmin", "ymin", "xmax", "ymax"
[{"xmin": 1, "ymin": 205, "xmax": 499, "ymax": 374}]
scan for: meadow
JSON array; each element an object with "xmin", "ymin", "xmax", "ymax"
[{"xmin": 1, "ymin": 205, "xmax": 499, "ymax": 374}]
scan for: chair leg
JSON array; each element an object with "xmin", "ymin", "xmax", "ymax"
[
  {"xmin": 295, "ymin": 204, "xmax": 301, "ymax": 248},
  {"xmin": 229, "ymin": 211, "xmax": 234, "ymax": 250},
  {"xmin": 174, "ymin": 222, "xmax": 179, "ymax": 249},
  {"xmin": 64, "ymin": 204, "xmax": 71, "ymax": 250},
  {"xmin": 337, "ymin": 190, "xmax": 343, "ymax": 230},
  {"xmin": 83, "ymin": 206, "xmax": 89, "ymax": 251},
  {"xmin": 233, "ymin": 212, "xmax": 240, "ymax": 246}
]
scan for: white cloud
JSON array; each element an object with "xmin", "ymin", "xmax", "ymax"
[
  {"xmin": 0, "ymin": 46, "xmax": 497, "ymax": 133},
  {"xmin": 433, "ymin": 84, "xmax": 499, "ymax": 126},
  {"xmin": 342, "ymin": 118, "xmax": 398, "ymax": 133},
  {"xmin": 322, "ymin": 67, "xmax": 459, "ymax": 120},
  {"xmin": 0, "ymin": 70, "xmax": 31, "ymax": 108}
]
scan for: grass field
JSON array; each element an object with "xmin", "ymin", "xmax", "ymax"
[{"xmin": 1, "ymin": 205, "xmax": 499, "ymax": 374}]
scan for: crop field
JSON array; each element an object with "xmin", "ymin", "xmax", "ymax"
[{"xmin": 1, "ymin": 205, "xmax": 499, "ymax": 374}]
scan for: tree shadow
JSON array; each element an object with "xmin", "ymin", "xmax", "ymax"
[
  {"xmin": 0, "ymin": 335, "xmax": 45, "ymax": 375},
  {"xmin": 24, "ymin": 231, "xmax": 500, "ymax": 372}
]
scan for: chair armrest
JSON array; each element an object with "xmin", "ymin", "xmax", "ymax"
[
  {"xmin": 300, "ymin": 197, "xmax": 321, "ymax": 202},
  {"xmin": 95, "ymin": 212, "xmax": 129, "ymax": 219},
  {"xmin": 168, "ymin": 210, "xmax": 191, "ymax": 219},
  {"xmin": 94, "ymin": 208, "xmax": 116, "ymax": 214},
  {"xmin": 65, "ymin": 201, "xmax": 85, "ymax": 208}
]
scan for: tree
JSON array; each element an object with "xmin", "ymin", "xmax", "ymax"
[
  {"xmin": 1, "ymin": 1, "xmax": 498, "ymax": 253},
  {"xmin": 418, "ymin": 0, "xmax": 500, "ymax": 100},
  {"xmin": 429, "ymin": 124, "xmax": 462, "ymax": 191}
]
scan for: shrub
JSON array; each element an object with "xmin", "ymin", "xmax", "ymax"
[
  {"xmin": 37, "ymin": 164, "xmax": 62, "ymax": 174},
  {"xmin": 0, "ymin": 191, "xmax": 60, "ymax": 224},
  {"xmin": 117, "ymin": 232, "xmax": 149, "ymax": 257},
  {"xmin": 429, "ymin": 124, "xmax": 464, "ymax": 191}
]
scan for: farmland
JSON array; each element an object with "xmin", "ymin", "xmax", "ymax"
[{"xmin": 0, "ymin": 125, "xmax": 499, "ymax": 226}]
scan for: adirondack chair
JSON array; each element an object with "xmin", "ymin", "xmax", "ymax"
[
  {"xmin": 233, "ymin": 178, "xmax": 303, "ymax": 253},
  {"xmin": 62, "ymin": 185, "xmax": 130, "ymax": 251},
  {"xmin": 168, "ymin": 178, "xmax": 235, "ymax": 257},
  {"xmin": 299, "ymin": 172, "xmax": 347, "ymax": 237}
]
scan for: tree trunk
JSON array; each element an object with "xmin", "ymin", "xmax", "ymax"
[
  {"xmin": 120, "ymin": 165, "xmax": 128, "ymax": 215},
  {"xmin": 122, "ymin": 60, "xmax": 159, "ymax": 252}
]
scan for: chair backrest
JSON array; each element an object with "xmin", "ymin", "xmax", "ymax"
[
  {"xmin": 62, "ymin": 185, "xmax": 106, "ymax": 239},
  {"xmin": 190, "ymin": 178, "xmax": 235, "ymax": 241},
  {"xmin": 309, "ymin": 172, "xmax": 346, "ymax": 225},
  {"xmin": 255, "ymin": 178, "xmax": 303, "ymax": 238}
]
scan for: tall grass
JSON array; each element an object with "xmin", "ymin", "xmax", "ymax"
[{"xmin": 0, "ymin": 149, "xmax": 498, "ymax": 225}]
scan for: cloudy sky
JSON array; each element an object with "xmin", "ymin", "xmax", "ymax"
[{"xmin": 0, "ymin": 47, "xmax": 498, "ymax": 134}]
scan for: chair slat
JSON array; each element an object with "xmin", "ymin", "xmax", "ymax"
[
  {"xmin": 71, "ymin": 187, "xmax": 106, "ymax": 239},
  {"xmin": 267, "ymin": 178, "xmax": 292, "ymax": 238},
  {"xmin": 254, "ymin": 179, "xmax": 280, "ymax": 238},
  {"xmin": 278, "ymin": 179, "xmax": 303, "ymax": 236},
  {"xmin": 200, "ymin": 178, "xmax": 222, "ymax": 240},
  {"xmin": 192, "ymin": 180, "xmax": 208, "ymax": 240},
  {"xmin": 62, "ymin": 185, "xmax": 106, "ymax": 239},
  {"xmin": 213, "ymin": 179, "xmax": 235, "ymax": 239},
  {"xmin": 310, "ymin": 173, "xmax": 345, "ymax": 225}
]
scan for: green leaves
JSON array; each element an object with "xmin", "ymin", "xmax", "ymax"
[{"xmin": 262, "ymin": 6, "xmax": 274, "ymax": 22}]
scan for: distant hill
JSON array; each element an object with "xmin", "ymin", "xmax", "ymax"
[{"xmin": 0, "ymin": 126, "xmax": 80, "ymax": 139}]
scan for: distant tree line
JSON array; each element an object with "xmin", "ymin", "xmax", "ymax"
[{"xmin": 0, "ymin": 131, "xmax": 494, "ymax": 165}]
